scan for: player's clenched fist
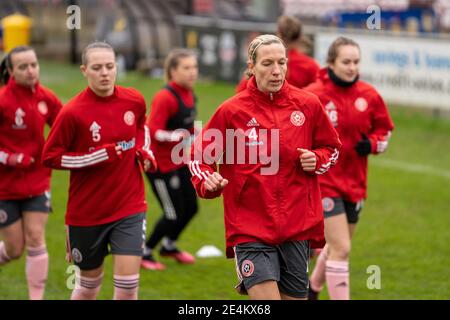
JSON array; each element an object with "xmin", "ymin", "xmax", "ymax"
[
  {"xmin": 6, "ymin": 153, "xmax": 34, "ymax": 168},
  {"xmin": 136, "ymin": 148, "xmax": 157, "ymax": 173},
  {"xmin": 203, "ymin": 172, "xmax": 228, "ymax": 192},
  {"xmin": 297, "ymin": 148, "xmax": 316, "ymax": 172}
]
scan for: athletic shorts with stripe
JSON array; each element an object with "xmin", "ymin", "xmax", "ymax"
[
  {"xmin": 66, "ymin": 212, "xmax": 146, "ymax": 270},
  {"xmin": 322, "ymin": 197, "xmax": 364, "ymax": 224},
  {"xmin": 0, "ymin": 192, "xmax": 52, "ymax": 228},
  {"xmin": 234, "ymin": 241, "xmax": 310, "ymax": 298}
]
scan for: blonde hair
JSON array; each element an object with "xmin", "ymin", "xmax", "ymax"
[
  {"xmin": 247, "ymin": 34, "xmax": 286, "ymax": 64},
  {"xmin": 164, "ymin": 48, "xmax": 196, "ymax": 83},
  {"xmin": 246, "ymin": 34, "xmax": 286, "ymax": 77}
]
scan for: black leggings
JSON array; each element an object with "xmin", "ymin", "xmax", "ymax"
[{"xmin": 145, "ymin": 166, "xmax": 198, "ymax": 249}]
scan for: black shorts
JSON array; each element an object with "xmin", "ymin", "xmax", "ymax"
[
  {"xmin": 234, "ymin": 241, "xmax": 310, "ymax": 298},
  {"xmin": 66, "ymin": 212, "xmax": 146, "ymax": 271},
  {"xmin": 322, "ymin": 197, "xmax": 364, "ymax": 224},
  {"xmin": 0, "ymin": 192, "xmax": 52, "ymax": 228}
]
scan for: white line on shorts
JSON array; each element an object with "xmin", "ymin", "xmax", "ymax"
[{"xmin": 371, "ymin": 158, "xmax": 450, "ymax": 180}]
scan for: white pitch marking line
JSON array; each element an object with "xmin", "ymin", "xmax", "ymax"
[{"xmin": 371, "ymin": 158, "xmax": 450, "ymax": 180}]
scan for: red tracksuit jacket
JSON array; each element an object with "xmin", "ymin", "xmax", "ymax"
[
  {"xmin": 305, "ymin": 68, "xmax": 395, "ymax": 202},
  {"xmin": 236, "ymin": 49, "xmax": 320, "ymax": 93},
  {"xmin": 147, "ymin": 81, "xmax": 196, "ymax": 173},
  {"xmin": 0, "ymin": 78, "xmax": 62, "ymax": 199},
  {"xmin": 42, "ymin": 86, "xmax": 151, "ymax": 226},
  {"xmin": 190, "ymin": 78, "xmax": 341, "ymax": 257}
]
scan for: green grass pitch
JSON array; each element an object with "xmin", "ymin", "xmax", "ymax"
[{"xmin": 0, "ymin": 60, "xmax": 449, "ymax": 299}]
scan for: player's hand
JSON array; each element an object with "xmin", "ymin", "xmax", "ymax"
[
  {"xmin": 297, "ymin": 148, "xmax": 316, "ymax": 172},
  {"xmin": 7, "ymin": 153, "xmax": 34, "ymax": 168},
  {"xmin": 136, "ymin": 148, "xmax": 157, "ymax": 173},
  {"xmin": 171, "ymin": 130, "xmax": 189, "ymax": 142},
  {"xmin": 354, "ymin": 134, "xmax": 371, "ymax": 156},
  {"xmin": 100, "ymin": 143, "xmax": 123, "ymax": 161},
  {"xmin": 203, "ymin": 172, "xmax": 228, "ymax": 192}
]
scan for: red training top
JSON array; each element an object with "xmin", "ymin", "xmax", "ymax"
[
  {"xmin": 305, "ymin": 68, "xmax": 394, "ymax": 202},
  {"xmin": 190, "ymin": 77, "xmax": 341, "ymax": 257},
  {"xmin": 42, "ymin": 86, "xmax": 151, "ymax": 226},
  {"xmin": 0, "ymin": 78, "xmax": 62, "ymax": 199}
]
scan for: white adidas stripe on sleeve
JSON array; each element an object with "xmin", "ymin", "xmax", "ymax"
[
  {"xmin": 188, "ymin": 160, "xmax": 211, "ymax": 180},
  {"xmin": 314, "ymin": 148, "xmax": 340, "ymax": 175},
  {"xmin": 143, "ymin": 125, "xmax": 151, "ymax": 152},
  {"xmin": 189, "ymin": 161, "xmax": 202, "ymax": 179},
  {"xmin": 61, "ymin": 149, "xmax": 109, "ymax": 168}
]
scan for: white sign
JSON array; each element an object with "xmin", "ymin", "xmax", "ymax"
[{"xmin": 315, "ymin": 32, "xmax": 450, "ymax": 110}]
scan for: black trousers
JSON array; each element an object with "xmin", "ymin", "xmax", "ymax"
[{"xmin": 145, "ymin": 165, "xmax": 198, "ymax": 249}]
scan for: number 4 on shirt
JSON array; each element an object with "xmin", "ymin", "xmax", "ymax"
[{"xmin": 248, "ymin": 128, "xmax": 258, "ymax": 141}]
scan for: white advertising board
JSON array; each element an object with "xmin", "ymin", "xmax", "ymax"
[{"xmin": 315, "ymin": 32, "xmax": 450, "ymax": 110}]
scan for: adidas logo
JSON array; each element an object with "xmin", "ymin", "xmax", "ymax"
[{"xmin": 247, "ymin": 117, "xmax": 260, "ymax": 127}]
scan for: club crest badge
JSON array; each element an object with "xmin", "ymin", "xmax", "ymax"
[
  {"xmin": 38, "ymin": 101, "xmax": 48, "ymax": 115},
  {"xmin": 71, "ymin": 248, "xmax": 83, "ymax": 263},
  {"xmin": 0, "ymin": 210, "xmax": 8, "ymax": 224},
  {"xmin": 290, "ymin": 111, "xmax": 305, "ymax": 127},
  {"xmin": 355, "ymin": 97, "xmax": 368, "ymax": 112},
  {"xmin": 322, "ymin": 197, "xmax": 335, "ymax": 212},
  {"xmin": 124, "ymin": 111, "xmax": 135, "ymax": 126},
  {"xmin": 241, "ymin": 259, "xmax": 255, "ymax": 277}
]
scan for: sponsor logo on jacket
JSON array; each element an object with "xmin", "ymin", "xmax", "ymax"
[
  {"xmin": 116, "ymin": 138, "xmax": 136, "ymax": 151},
  {"xmin": 12, "ymin": 108, "xmax": 27, "ymax": 129},
  {"xmin": 325, "ymin": 101, "xmax": 338, "ymax": 127}
]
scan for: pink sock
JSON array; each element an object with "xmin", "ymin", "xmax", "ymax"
[
  {"xmin": 113, "ymin": 274, "xmax": 140, "ymax": 300},
  {"xmin": 0, "ymin": 241, "xmax": 11, "ymax": 265},
  {"xmin": 310, "ymin": 248, "xmax": 328, "ymax": 292},
  {"xmin": 325, "ymin": 260, "xmax": 350, "ymax": 300},
  {"xmin": 26, "ymin": 245, "xmax": 49, "ymax": 300},
  {"xmin": 71, "ymin": 273, "xmax": 103, "ymax": 300}
]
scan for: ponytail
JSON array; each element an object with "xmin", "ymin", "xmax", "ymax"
[
  {"xmin": 0, "ymin": 46, "xmax": 35, "ymax": 85},
  {"xmin": 0, "ymin": 54, "xmax": 10, "ymax": 85}
]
